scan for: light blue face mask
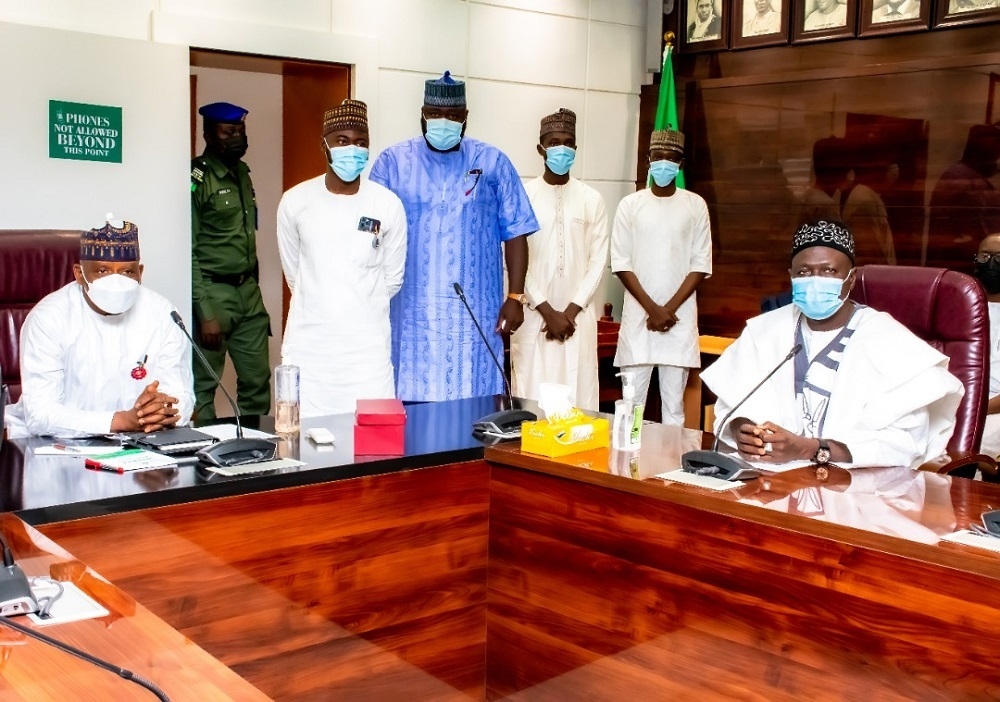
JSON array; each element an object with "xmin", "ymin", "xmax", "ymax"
[
  {"xmin": 327, "ymin": 144, "xmax": 369, "ymax": 182},
  {"xmin": 791, "ymin": 273, "xmax": 850, "ymax": 321},
  {"xmin": 649, "ymin": 159, "xmax": 681, "ymax": 187},
  {"xmin": 424, "ymin": 118, "xmax": 464, "ymax": 151},
  {"xmin": 545, "ymin": 145, "xmax": 576, "ymax": 176}
]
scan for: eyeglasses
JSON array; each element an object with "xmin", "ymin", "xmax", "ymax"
[{"xmin": 974, "ymin": 252, "xmax": 1000, "ymax": 265}]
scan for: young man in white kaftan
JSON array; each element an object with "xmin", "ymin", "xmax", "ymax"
[
  {"xmin": 277, "ymin": 100, "xmax": 407, "ymax": 417},
  {"xmin": 510, "ymin": 109, "xmax": 609, "ymax": 411},
  {"xmin": 611, "ymin": 129, "xmax": 712, "ymax": 426},
  {"xmin": 702, "ymin": 220, "xmax": 963, "ymax": 469},
  {"xmin": 370, "ymin": 71, "xmax": 538, "ymax": 403},
  {"xmin": 5, "ymin": 221, "xmax": 194, "ymax": 438},
  {"xmin": 972, "ymin": 232, "xmax": 1000, "ymax": 461}
]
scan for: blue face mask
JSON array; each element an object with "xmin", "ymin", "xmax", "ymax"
[
  {"xmin": 424, "ymin": 118, "xmax": 464, "ymax": 151},
  {"xmin": 649, "ymin": 159, "xmax": 680, "ymax": 187},
  {"xmin": 327, "ymin": 144, "xmax": 369, "ymax": 182},
  {"xmin": 791, "ymin": 273, "xmax": 850, "ymax": 321},
  {"xmin": 545, "ymin": 145, "xmax": 576, "ymax": 176}
]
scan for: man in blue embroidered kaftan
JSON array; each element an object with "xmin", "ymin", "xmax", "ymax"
[{"xmin": 370, "ymin": 71, "xmax": 538, "ymax": 402}]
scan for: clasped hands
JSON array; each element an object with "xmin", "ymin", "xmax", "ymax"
[
  {"xmin": 111, "ymin": 380, "xmax": 180, "ymax": 433},
  {"xmin": 646, "ymin": 304, "xmax": 678, "ymax": 333},
  {"xmin": 539, "ymin": 302, "xmax": 582, "ymax": 342},
  {"xmin": 734, "ymin": 421, "xmax": 815, "ymax": 463}
]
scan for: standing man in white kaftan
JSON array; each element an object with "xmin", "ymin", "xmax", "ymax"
[
  {"xmin": 277, "ymin": 100, "xmax": 407, "ymax": 417},
  {"xmin": 702, "ymin": 220, "xmax": 963, "ymax": 469},
  {"xmin": 511, "ymin": 109, "xmax": 609, "ymax": 411},
  {"xmin": 611, "ymin": 129, "xmax": 712, "ymax": 426},
  {"xmin": 5, "ymin": 221, "xmax": 193, "ymax": 438},
  {"xmin": 370, "ymin": 71, "xmax": 538, "ymax": 402}
]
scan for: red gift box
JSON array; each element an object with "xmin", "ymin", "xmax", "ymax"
[{"xmin": 354, "ymin": 399, "xmax": 406, "ymax": 456}]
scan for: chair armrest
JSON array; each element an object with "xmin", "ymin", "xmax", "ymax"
[{"xmin": 918, "ymin": 452, "xmax": 997, "ymax": 477}]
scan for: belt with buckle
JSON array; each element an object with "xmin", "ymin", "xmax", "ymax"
[{"xmin": 209, "ymin": 271, "xmax": 255, "ymax": 286}]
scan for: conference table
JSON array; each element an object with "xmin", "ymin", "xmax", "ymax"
[{"xmin": 2, "ymin": 395, "xmax": 1000, "ymax": 700}]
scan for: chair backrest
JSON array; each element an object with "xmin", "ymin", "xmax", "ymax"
[
  {"xmin": 849, "ymin": 265, "xmax": 989, "ymax": 457},
  {"xmin": 0, "ymin": 230, "xmax": 81, "ymax": 402}
]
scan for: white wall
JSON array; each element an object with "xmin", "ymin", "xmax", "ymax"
[
  {"xmin": 0, "ymin": 0, "xmax": 647, "ymax": 318},
  {"xmin": 0, "ymin": 20, "xmax": 190, "ymax": 319}
]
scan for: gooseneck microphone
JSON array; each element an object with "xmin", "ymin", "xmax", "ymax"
[
  {"xmin": 170, "ymin": 311, "xmax": 276, "ymax": 467},
  {"xmin": 681, "ymin": 343, "xmax": 803, "ymax": 481},
  {"xmin": 453, "ymin": 283, "xmax": 536, "ymax": 438}
]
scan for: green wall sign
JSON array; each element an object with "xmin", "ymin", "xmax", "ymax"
[{"xmin": 49, "ymin": 100, "xmax": 122, "ymax": 163}]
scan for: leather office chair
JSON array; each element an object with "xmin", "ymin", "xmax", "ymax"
[
  {"xmin": 0, "ymin": 230, "xmax": 80, "ymax": 402},
  {"xmin": 849, "ymin": 265, "xmax": 994, "ymax": 479}
]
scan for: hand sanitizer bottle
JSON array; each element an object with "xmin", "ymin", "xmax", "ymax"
[{"xmin": 612, "ymin": 372, "xmax": 644, "ymax": 451}]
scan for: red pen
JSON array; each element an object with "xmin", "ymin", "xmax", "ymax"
[{"xmin": 84, "ymin": 459, "xmax": 124, "ymax": 474}]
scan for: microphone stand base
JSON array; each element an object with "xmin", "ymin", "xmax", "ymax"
[
  {"xmin": 196, "ymin": 437, "xmax": 277, "ymax": 468},
  {"xmin": 472, "ymin": 409, "xmax": 537, "ymax": 439},
  {"xmin": 680, "ymin": 449, "xmax": 762, "ymax": 481}
]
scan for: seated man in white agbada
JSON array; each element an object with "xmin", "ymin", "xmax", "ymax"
[
  {"xmin": 702, "ymin": 220, "xmax": 963, "ymax": 469},
  {"xmin": 5, "ymin": 220, "xmax": 194, "ymax": 438}
]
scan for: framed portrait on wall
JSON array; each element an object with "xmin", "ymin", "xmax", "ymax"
[
  {"xmin": 792, "ymin": 0, "xmax": 858, "ymax": 42},
  {"xmin": 731, "ymin": 0, "xmax": 791, "ymax": 48},
  {"xmin": 933, "ymin": 0, "xmax": 1000, "ymax": 28},
  {"xmin": 680, "ymin": 0, "xmax": 730, "ymax": 52},
  {"xmin": 858, "ymin": 0, "xmax": 930, "ymax": 34}
]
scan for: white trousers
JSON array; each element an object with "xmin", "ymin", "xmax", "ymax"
[
  {"xmin": 623, "ymin": 364, "xmax": 689, "ymax": 427},
  {"xmin": 982, "ymin": 413, "xmax": 1000, "ymax": 458}
]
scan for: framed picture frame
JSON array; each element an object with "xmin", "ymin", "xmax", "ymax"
[
  {"xmin": 680, "ymin": 0, "xmax": 731, "ymax": 52},
  {"xmin": 791, "ymin": 0, "xmax": 858, "ymax": 42},
  {"xmin": 933, "ymin": 0, "xmax": 1000, "ymax": 29},
  {"xmin": 732, "ymin": 0, "xmax": 791, "ymax": 48},
  {"xmin": 858, "ymin": 0, "xmax": 930, "ymax": 35}
]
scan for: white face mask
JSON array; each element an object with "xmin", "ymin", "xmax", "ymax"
[{"xmin": 81, "ymin": 272, "xmax": 140, "ymax": 315}]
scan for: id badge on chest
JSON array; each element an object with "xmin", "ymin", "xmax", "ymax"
[{"xmin": 358, "ymin": 216, "xmax": 382, "ymax": 249}]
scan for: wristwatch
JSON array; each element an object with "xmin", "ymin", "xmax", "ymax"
[
  {"xmin": 814, "ymin": 438, "xmax": 831, "ymax": 465},
  {"xmin": 507, "ymin": 293, "xmax": 527, "ymax": 304}
]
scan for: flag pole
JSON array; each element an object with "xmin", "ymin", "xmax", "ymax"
[{"xmin": 651, "ymin": 31, "xmax": 685, "ymax": 190}]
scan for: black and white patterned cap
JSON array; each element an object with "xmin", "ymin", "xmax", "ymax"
[{"xmin": 791, "ymin": 219, "xmax": 855, "ymax": 264}]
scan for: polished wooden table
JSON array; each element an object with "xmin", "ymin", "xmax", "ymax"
[
  {"xmin": 0, "ymin": 514, "xmax": 267, "ymax": 700},
  {"xmin": 3, "ymin": 397, "xmax": 1000, "ymax": 700}
]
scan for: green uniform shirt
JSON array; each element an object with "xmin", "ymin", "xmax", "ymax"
[{"xmin": 191, "ymin": 150, "xmax": 258, "ymax": 322}]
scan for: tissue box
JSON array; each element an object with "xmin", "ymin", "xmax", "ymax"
[
  {"xmin": 521, "ymin": 415, "xmax": 610, "ymax": 458},
  {"xmin": 354, "ymin": 399, "xmax": 406, "ymax": 455}
]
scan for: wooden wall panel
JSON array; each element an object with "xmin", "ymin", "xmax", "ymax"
[
  {"xmin": 40, "ymin": 461, "xmax": 489, "ymax": 702},
  {"xmin": 638, "ymin": 25, "xmax": 1000, "ymax": 336},
  {"xmin": 485, "ymin": 465, "xmax": 1000, "ymax": 700}
]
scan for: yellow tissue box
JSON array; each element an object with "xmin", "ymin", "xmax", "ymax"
[{"xmin": 521, "ymin": 412, "xmax": 610, "ymax": 458}]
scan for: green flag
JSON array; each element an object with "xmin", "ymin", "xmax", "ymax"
[{"xmin": 651, "ymin": 44, "xmax": 685, "ymax": 190}]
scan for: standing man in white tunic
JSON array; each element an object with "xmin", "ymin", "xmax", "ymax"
[
  {"xmin": 510, "ymin": 109, "xmax": 609, "ymax": 411},
  {"xmin": 277, "ymin": 99, "xmax": 407, "ymax": 417},
  {"xmin": 611, "ymin": 129, "xmax": 712, "ymax": 426},
  {"xmin": 4, "ymin": 220, "xmax": 193, "ymax": 438}
]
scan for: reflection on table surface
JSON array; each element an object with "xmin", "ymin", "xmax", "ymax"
[{"xmin": 487, "ymin": 422, "xmax": 1000, "ymax": 551}]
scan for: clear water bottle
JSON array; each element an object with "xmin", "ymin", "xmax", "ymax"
[{"xmin": 274, "ymin": 364, "xmax": 300, "ymax": 434}]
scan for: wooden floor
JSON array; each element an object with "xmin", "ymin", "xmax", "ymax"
[{"xmin": 38, "ymin": 455, "xmax": 1000, "ymax": 701}]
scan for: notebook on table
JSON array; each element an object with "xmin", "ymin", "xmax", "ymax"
[{"xmin": 123, "ymin": 427, "xmax": 217, "ymax": 454}]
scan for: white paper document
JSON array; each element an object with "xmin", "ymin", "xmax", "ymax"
[
  {"xmin": 941, "ymin": 530, "xmax": 1000, "ymax": 554},
  {"xmin": 27, "ymin": 580, "xmax": 109, "ymax": 626},
  {"xmin": 655, "ymin": 469, "xmax": 750, "ymax": 491},
  {"xmin": 206, "ymin": 457, "xmax": 305, "ymax": 476}
]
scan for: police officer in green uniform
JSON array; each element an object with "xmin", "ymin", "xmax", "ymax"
[{"xmin": 190, "ymin": 102, "xmax": 271, "ymax": 420}]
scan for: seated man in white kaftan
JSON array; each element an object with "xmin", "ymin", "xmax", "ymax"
[
  {"xmin": 701, "ymin": 220, "xmax": 963, "ymax": 469},
  {"xmin": 5, "ymin": 220, "xmax": 194, "ymax": 438}
]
